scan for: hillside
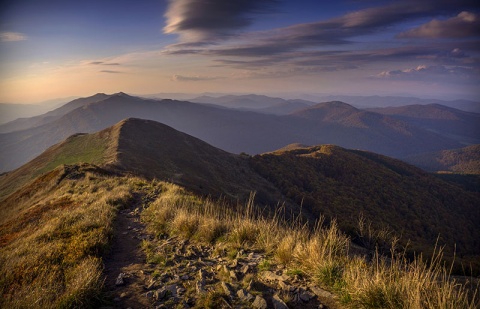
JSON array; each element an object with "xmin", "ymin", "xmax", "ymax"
[
  {"xmin": 309, "ymin": 95, "xmax": 480, "ymax": 112},
  {"xmin": 191, "ymin": 94, "xmax": 288, "ymax": 110},
  {"xmin": 0, "ymin": 93, "xmax": 463, "ymax": 172},
  {"xmin": 287, "ymin": 101, "xmax": 460, "ymax": 157},
  {"xmin": 250, "ymin": 145, "xmax": 480, "ymax": 271},
  {"xmin": 0, "ymin": 118, "xmax": 283, "ymax": 204},
  {"xmin": 1, "ymin": 120, "xmax": 479, "ymax": 308},
  {"xmin": 367, "ymin": 104, "xmax": 480, "ymax": 145},
  {"xmin": 191, "ymin": 94, "xmax": 312, "ymax": 115},
  {"xmin": 0, "ymin": 93, "xmax": 110, "ymax": 134},
  {"xmin": 405, "ymin": 144, "xmax": 480, "ymax": 174}
]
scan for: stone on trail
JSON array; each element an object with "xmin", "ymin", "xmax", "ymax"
[
  {"xmin": 272, "ymin": 294, "xmax": 289, "ymax": 309},
  {"xmin": 115, "ymin": 273, "xmax": 126, "ymax": 286},
  {"xmin": 252, "ymin": 295, "xmax": 268, "ymax": 309}
]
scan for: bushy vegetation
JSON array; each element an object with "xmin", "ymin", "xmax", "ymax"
[
  {"xmin": 249, "ymin": 145, "xmax": 480, "ymax": 274},
  {"xmin": 141, "ymin": 182, "xmax": 479, "ymax": 308},
  {"xmin": 1, "ymin": 162, "xmax": 478, "ymax": 308}
]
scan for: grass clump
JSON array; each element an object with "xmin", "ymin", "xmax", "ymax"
[
  {"xmin": 141, "ymin": 183, "xmax": 479, "ymax": 309},
  {"xmin": 0, "ymin": 166, "xmax": 141, "ymax": 308}
]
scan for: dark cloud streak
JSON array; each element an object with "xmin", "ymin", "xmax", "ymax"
[{"xmin": 164, "ymin": 0, "xmax": 279, "ymax": 43}]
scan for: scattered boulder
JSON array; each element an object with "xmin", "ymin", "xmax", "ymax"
[
  {"xmin": 115, "ymin": 273, "xmax": 126, "ymax": 286},
  {"xmin": 272, "ymin": 294, "xmax": 289, "ymax": 309},
  {"xmin": 221, "ymin": 281, "xmax": 234, "ymax": 299},
  {"xmin": 154, "ymin": 288, "xmax": 167, "ymax": 300},
  {"xmin": 252, "ymin": 295, "xmax": 268, "ymax": 309},
  {"xmin": 237, "ymin": 288, "xmax": 254, "ymax": 301},
  {"xmin": 310, "ymin": 286, "xmax": 334, "ymax": 299}
]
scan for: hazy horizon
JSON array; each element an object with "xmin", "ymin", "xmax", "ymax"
[{"xmin": 1, "ymin": 0, "xmax": 479, "ymax": 103}]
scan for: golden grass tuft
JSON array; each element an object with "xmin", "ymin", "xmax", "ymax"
[
  {"xmin": 0, "ymin": 169, "xmax": 144, "ymax": 308},
  {"xmin": 141, "ymin": 184, "xmax": 479, "ymax": 309},
  {"xmin": 3, "ymin": 167, "xmax": 477, "ymax": 308}
]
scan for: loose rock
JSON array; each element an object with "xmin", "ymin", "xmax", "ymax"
[
  {"xmin": 252, "ymin": 295, "xmax": 268, "ymax": 309},
  {"xmin": 115, "ymin": 273, "xmax": 126, "ymax": 286},
  {"xmin": 272, "ymin": 294, "xmax": 289, "ymax": 309},
  {"xmin": 237, "ymin": 288, "xmax": 253, "ymax": 301}
]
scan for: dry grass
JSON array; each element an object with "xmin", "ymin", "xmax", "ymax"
[
  {"xmin": 3, "ymin": 166, "xmax": 477, "ymax": 308},
  {"xmin": 0, "ymin": 165, "xmax": 142, "ymax": 308},
  {"xmin": 141, "ymin": 183, "xmax": 479, "ymax": 309}
]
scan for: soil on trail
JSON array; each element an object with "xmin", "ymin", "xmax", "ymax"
[
  {"xmin": 102, "ymin": 203, "xmax": 153, "ymax": 308},
  {"xmin": 100, "ymin": 194, "xmax": 340, "ymax": 309}
]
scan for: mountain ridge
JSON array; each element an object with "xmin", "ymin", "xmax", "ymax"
[
  {"xmin": 0, "ymin": 118, "xmax": 285, "ymax": 205},
  {"xmin": 0, "ymin": 93, "xmax": 466, "ymax": 173}
]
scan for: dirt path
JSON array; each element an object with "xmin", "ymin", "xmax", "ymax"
[{"xmin": 102, "ymin": 203, "xmax": 153, "ymax": 308}]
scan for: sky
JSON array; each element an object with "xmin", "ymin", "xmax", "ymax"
[{"xmin": 0, "ymin": 0, "xmax": 479, "ymax": 103}]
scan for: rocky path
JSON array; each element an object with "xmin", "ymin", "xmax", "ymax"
[
  {"xmin": 102, "ymin": 204, "xmax": 339, "ymax": 308},
  {"xmin": 102, "ymin": 204, "xmax": 154, "ymax": 308}
]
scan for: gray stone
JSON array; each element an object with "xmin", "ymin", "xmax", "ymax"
[
  {"xmin": 310, "ymin": 286, "xmax": 334, "ymax": 299},
  {"xmin": 299, "ymin": 291, "xmax": 315, "ymax": 302},
  {"xmin": 154, "ymin": 288, "xmax": 167, "ymax": 300},
  {"xmin": 261, "ymin": 271, "xmax": 287, "ymax": 282},
  {"xmin": 221, "ymin": 281, "xmax": 234, "ymax": 298},
  {"xmin": 240, "ymin": 264, "xmax": 250, "ymax": 274},
  {"xmin": 272, "ymin": 294, "xmax": 289, "ymax": 309},
  {"xmin": 115, "ymin": 273, "xmax": 126, "ymax": 286},
  {"xmin": 236, "ymin": 288, "xmax": 253, "ymax": 301},
  {"xmin": 278, "ymin": 281, "xmax": 293, "ymax": 292},
  {"xmin": 252, "ymin": 295, "xmax": 268, "ymax": 309}
]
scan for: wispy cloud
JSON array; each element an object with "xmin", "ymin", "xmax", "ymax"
[
  {"xmin": 164, "ymin": 0, "xmax": 278, "ymax": 43},
  {"xmin": 89, "ymin": 61, "xmax": 121, "ymax": 66},
  {"xmin": 171, "ymin": 74, "xmax": 223, "ymax": 81},
  {"xmin": 0, "ymin": 32, "xmax": 28, "ymax": 42},
  {"xmin": 165, "ymin": 0, "xmax": 479, "ymax": 56},
  {"xmin": 376, "ymin": 64, "xmax": 478, "ymax": 83},
  {"xmin": 161, "ymin": 0, "xmax": 480, "ymax": 83},
  {"xmin": 398, "ymin": 11, "xmax": 480, "ymax": 38},
  {"xmin": 100, "ymin": 70, "xmax": 123, "ymax": 74}
]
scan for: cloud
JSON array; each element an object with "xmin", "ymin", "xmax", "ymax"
[
  {"xmin": 0, "ymin": 31, "xmax": 27, "ymax": 42},
  {"xmin": 164, "ymin": 0, "xmax": 479, "ymax": 59},
  {"xmin": 164, "ymin": 0, "xmax": 278, "ymax": 43},
  {"xmin": 376, "ymin": 64, "xmax": 478, "ymax": 82},
  {"xmin": 89, "ymin": 61, "xmax": 121, "ymax": 66},
  {"xmin": 398, "ymin": 11, "xmax": 480, "ymax": 38},
  {"xmin": 171, "ymin": 74, "xmax": 223, "ymax": 81},
  {"xmin": 100, "ymin": 70, "xmax": 122, "ymax": 74}
]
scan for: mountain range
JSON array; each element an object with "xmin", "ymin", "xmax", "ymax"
[
  {"xmin": 2, "ymin": 92, "xmax": 476, "ymax": 173},
  {"xmin": 2, "ymin": 118, "xmax": 479, "ymax": 274},
  {"xmin": 405, "ymin": 144, "xmax": 480, "ymax": 174}
]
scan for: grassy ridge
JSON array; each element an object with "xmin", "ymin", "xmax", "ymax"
[
  {"xmin": 141, "ymin": 182, "xmax": 479, "ymax": 308},
  {"xmin": 1, "ymin": 165, "xmax": 478, "ymax": 308},
  {"xmin": 249, "ymin": 145, "xmax": 480, "ymax": 273},
  {"xmin": 0, "ymin": 164, "xmax": 133, "ymax": 308}
]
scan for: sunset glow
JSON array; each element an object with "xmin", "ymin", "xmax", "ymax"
[{"xmin": 1, "ymin": 0, "xmax": 479, "ymax": 103}]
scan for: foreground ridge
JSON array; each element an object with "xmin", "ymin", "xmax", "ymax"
[{"xmin": 0, "ymin": 164, "xmax": 478, "ymax": 308}]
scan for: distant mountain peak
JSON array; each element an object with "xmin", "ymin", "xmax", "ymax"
[
  {"xmin": 112, "ymin": 92, "xmax": 132, "ymax": 98},
  {"xmin": 314, "ymin": 101, "xmax": 357, "ymax": 109}
]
